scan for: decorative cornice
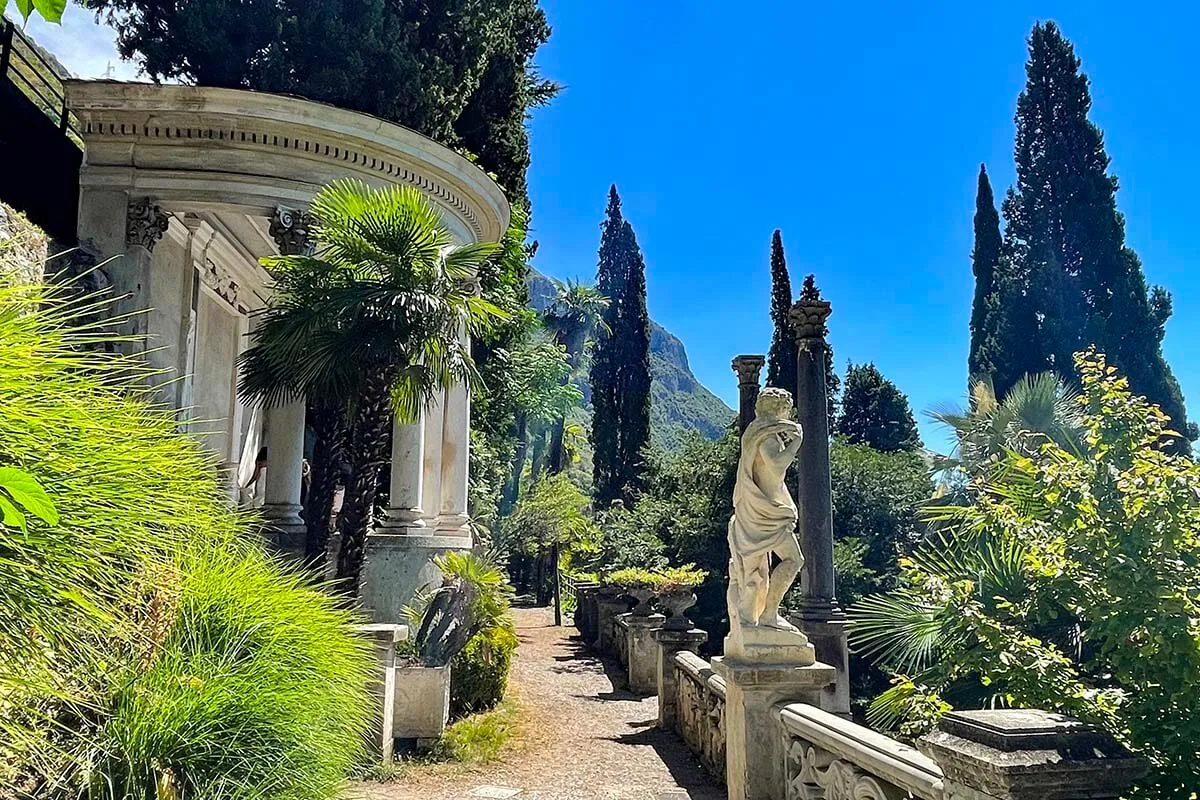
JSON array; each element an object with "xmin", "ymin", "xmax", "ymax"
[
  {"xmin": 126, "ymin": 198, "xmax": 169, "ymax": 252},
  {"xmin": 269, "ymin": 205, "xmax": 314, "ymax": 256}
]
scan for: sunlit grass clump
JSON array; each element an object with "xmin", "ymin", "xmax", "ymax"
[{"xmin": 0, "ymin": 276, "xmax": 373, "ymax": 799}]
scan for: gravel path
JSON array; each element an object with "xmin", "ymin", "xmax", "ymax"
[{"xmin": 351, "ymin": 606, "xmax": 724, "ymax": 800}]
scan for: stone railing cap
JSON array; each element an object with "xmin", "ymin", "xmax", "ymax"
[
  {"xmin": 358, "ymin": 622, "xmax": 410, "ymax": 643},
  {"xmin": 939, "ymin": 709, "xmax": 1108, "ymax": 753}
]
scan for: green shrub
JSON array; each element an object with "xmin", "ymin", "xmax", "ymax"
[
  {"xmin": 0, "ymin": 281, "xmax": 374, "ymax": 798},
  {"xmin": 603, "ymin": 567, "xmax": 664, "ymax": 590},
  {"xmin": 658, "ymin": 564, "xmax": 706, "ymax": 592},
  {"xmin": 450, "ymin": 624, "xmax": 519, "ymax": 719}
]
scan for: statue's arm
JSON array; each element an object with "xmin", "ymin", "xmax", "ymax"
[{"xmin": 764, "ymin": 428, "xmax": 803, "ymax": 470}]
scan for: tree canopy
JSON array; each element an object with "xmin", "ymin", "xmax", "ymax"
[{"xmin": 835, "ymin": 362, "xmax": 921, "ymax": 453}]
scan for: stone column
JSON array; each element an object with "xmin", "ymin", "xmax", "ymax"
[
  {"xmin": 653, "ymin": 627, "xmax": 707, "ymax": 729},
  {"xmin": 918, "ymin": 710, "xmax": 1147, "ymax": 800},
  {"xmin": 420, "ymin": 389, "xmax": 446, "ymax": 530},
  {"xmin": 358, "ymin": 623, "xmax": 408, "ymax": 764},
  {"xmin": 595, "ymin": 587, "xmax": 633, "ymax": 655},
  {"xmin": 381, "ymin": 414, "xmax": 426, "ymax": 530},
  {"xmin": 731, "ymin": 354, "xmax": 765, "ymax": 433},
  {"xmin": 261, "ymin": 397, "xmax": 307, "ymax": 559},
  {"xmin": 437, "ymin": 322, "xmax": 472, "ymax": 536},
  {"xmin": 624, "ymin": 612, "xmax": 666, "ymax": 695},
  {"xmin": 786, "ymin": 274, "xmax": 850, "ymax": 716}
]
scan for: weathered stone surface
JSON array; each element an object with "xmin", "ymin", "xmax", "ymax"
[
  {"xmin": 393, "ymin": 664, "xmax": 451, "ymax": 740},
  {"xmin": 918, "ymin": 709, "xmax": 1147, "ymax": 800},
  {"xmin": 358, "ymin": 623, "xmax": 409, "ymax": 763},
  {"xmin": 624, "ymin": 612, "xmax": 665, "ymax": 695},
  {"xmin": 674, "ymin": 651, "xmax": 727, "ymax": 783},
  {"xmin": 359, "ymin": 532, "xmax": 471, "ymax": 623},
  {"xmin": 655, "ymin": 627, "xmax": 707, "ymax": 729}
]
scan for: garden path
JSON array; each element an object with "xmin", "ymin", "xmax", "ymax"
[{"xmin": 351, "ymin": 605, "xmax": 724, "ymax": 800}]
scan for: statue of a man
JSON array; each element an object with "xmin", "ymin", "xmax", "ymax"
[{"xmin": 727, "ymin": 387, "xmax": 805, "ymax": 642}]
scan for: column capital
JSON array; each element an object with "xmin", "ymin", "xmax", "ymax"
[
  {"xmin": 730, "ymin": 354, "xmax": 765, "ymax": 387},
  {"xmin": 788, "ymin": 274, "xmax": 833, "ymax": 343},
  {"xmin": 269, "ymin": 205, "xmax": 315, "ymax": 256},
  {"xmin": 126, "ymin": 197, "xmax": 170, "ymax": 252}
]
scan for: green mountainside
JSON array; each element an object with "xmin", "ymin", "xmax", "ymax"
[{"xmin": 528, "ymin": 271, "xmax": 734, "ymax": 451}]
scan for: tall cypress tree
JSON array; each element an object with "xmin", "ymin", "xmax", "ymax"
[
  {"xmin": 989, "ymin": 22, "xmax": 1192, "ymax": 442},
  {"xmin": 835, "ymin": 362, "xmax": 921, "ymax": 453},
  {"xmin": 590, "ymin": 186, "xmax": 652, "ymax": 505},
  {"xmin": 765, "ymin": 230, "xmax": 798, "ymax": 402},
  {"xmin": 967, "ymin": 164, "xmax": 1004, "ymax": 380}
]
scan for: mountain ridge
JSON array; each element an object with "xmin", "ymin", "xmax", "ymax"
[{"xmin": 527, "ymin": 271, "xmax": 734, "ymax": 450}]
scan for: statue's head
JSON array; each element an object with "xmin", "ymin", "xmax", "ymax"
[{"xmin": 755, "ymin": 387, "xmax": 794, "ymax": 421}]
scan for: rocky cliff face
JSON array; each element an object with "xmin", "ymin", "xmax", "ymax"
[{"xmin": 528, "ymin": 270, "xmax": 733, "ymax": 450}]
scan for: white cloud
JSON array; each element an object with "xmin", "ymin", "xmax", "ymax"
[{"xmin": 9, "ymin": 6, "xmax": 141, "ymax": 81}]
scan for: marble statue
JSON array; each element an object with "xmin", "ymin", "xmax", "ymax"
[{"xmin": 725, "ymin": 387, "xmax": 812, "ymax": 660}]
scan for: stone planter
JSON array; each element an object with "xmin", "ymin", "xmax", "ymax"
[
  {"xmin": 660, "ymin": 589, "xmax": 698, "ymax": 631},
  {"xmin": 393, "ymin": 663, "xmax": 451, "ymax": 742},
  {"xmin": 628, "ymin": 586, "xmax": 657, "ymax": 617}
]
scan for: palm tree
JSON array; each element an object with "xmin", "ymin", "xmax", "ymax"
[
  {"xmin": 928, "ymin": 372, "xmax": 1084, "ymax": 480},
  {"xmin": 240, "ymin": 179, "xmax": 501, "ymax": 591},
  {"xmin": 542, "ymin": 280, "xmax": 608, "ymax": 474}
]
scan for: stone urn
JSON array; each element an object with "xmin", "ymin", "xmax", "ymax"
[
  {"xmin": 660, "ymin": 588, "xmax": 698, "ymax": 630},
  {"xmin": 393, "ymin": 663, "xmax": 451, "ymax": 743},
  {"xmin": 628, "ymin": 586, "xmax": 657, "ymax": 617}
]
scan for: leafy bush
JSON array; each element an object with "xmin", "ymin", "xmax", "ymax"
[
  {"xmin": 658, "ymin": 564, "xmax": 706, "ymax": 592},
  {"xmin": 450, "ymin": 624, "xmax": 519, "ymax": 719},
  {"xmin": 604, "ymin": 567, "xmax": 664, "ymax": 590},
  {"xmin": 851, "ymin": 351, "xmax": 1200, "ymax": 797},
  {"xmin": 0, "ymin": 281, "xmax": 373, "ymax": 798}
]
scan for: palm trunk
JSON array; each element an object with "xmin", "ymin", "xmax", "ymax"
[
  {"xmin": 304, "ymin": 401, "xmax": 347, "ymax": 565},
  {"xmin": 500, "ymin": 410, "xmax": 529, "ymax": 515},
  {"xmin": 548, "ymin": 416, "xmax": 567, "ymax": 475},
  {"xmin": 336, "ymin": 368, "xmax": 394, "ymax": 593},
  {"xmin": 528, "ymin": 428, "xmax": 548, "ymax": 489}
]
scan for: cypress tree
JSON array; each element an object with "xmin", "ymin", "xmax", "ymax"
[
  {"xmin": 835, "ymin": 362, "xmax": 921, "ymax": 453},
  {"xmin": 589, "ymin": 186, "xmax": 652, "ymax": 505},
  {"xmin": 967, "ymin": 164, "xmax": 1004, "ymax": 380},
  {"xmin": 765, "ymin": 230, "xmax": 798, "ymax": 402},
  {"xmin": 993, "ymin": 22, "xmax": 1193, "ymax": 442}
]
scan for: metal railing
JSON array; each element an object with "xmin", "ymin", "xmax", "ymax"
[{"xmin": 1, "ymin": 17, "xmax": 80, "ymax": 137}]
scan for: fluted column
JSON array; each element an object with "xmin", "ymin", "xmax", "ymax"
[
  {"xmin": 437, "ymin": 324, "xmax": 472, "ymax": 536},
  {"xmin": 420, "ymin": 389, "xmax": 446, "ymax": 529},
  {"xmin": 379, "ymin": 413, "xmax": 425, "ymax": 530},
  {"xmin": 731, "ymin": 355, "xmax": 765, "ymax": 433},
  {"xmin": 261, "ymin": 397, "xmax": 306, "ymax": 558},
  {"xmin": 786, "ymin": 274, "xmax": 850, "ymax": 715}
]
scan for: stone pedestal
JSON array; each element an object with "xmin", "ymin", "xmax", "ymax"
[
  {"xmin": 595, "ymin": 590, "xmax": 632, "ymax": 655},
  {"xmin": 575, "ymin": 582, "xmax": 601, "ymax": 642},
  {"xmin": 787, "ymin": 603, "xmax": 851, "ymax": 716},
  {"xmin": 713, "ymin": 656, "xmax": 837, "ymax": 800},
  {"xmin": 359, "ymin": 533, "xmax": 471, "ymax": 623},
  {"xmin": 358, "ymin": 622, "xmax": 408, "ymax": 764},
  {"xmin": 918, "ymin": 709, "xmax": 1147, "ymax": 800},
  {"xmin": 654, "ymin": 627, "xmax": 708, "ymax": 728},
  {"xmin": 624, "ymin": 612, "xmax": 666, "ymax": 695}
]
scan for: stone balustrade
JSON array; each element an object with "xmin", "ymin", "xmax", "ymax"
[{"xmin": 673, "ymin": 651, "xmax": 727, "ymax": 782}]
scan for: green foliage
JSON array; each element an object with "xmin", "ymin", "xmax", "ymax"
[
  {"xmin": 450, "ymin": 622, "xmax": 519, "ymax": 719},
  {"xmin": 590, "ymin": 185, "xmax": 652, "ymax": 506},
  {"xmin": 765, "ymin": 229, "xmax": 797, "ymax": 402},
  {"xmin": 851, "ymin": 351, "xmax": 1200, "ymax": 796},
  {"xmin": 0, "ymin": 281, "xmax": 373, "ymax": 798},
  {"xmin": 604, "ymin": 567, "xmax": 665, "ymax": 590},
  {"xmin": 979, "ymin": 22, "xmax": 1192, "ymax": 445},
  {"xmin": 0, "ymin": 465, "xmax": 57, "ymax": 531},
  {"xmin": 431, "ymin": 698, "xmax": 519, "ymax": 764},
  {"xmin": 4, "ymin": 0, "xmax": 66, "ymax": 23},
  {"xmin": 658, "ymin": 564, "xmax": 707, "ymax": 592},
  {"xmin": 835, "ymin": 362, "xmax": 922, "ymax": 453},
  {"xmin": 502, "ymin": 474, "xmax": 598, "ymax": 561},
  {"xmin": 967, "ymin": 164, "xmax": 1004, "ymax": 381},
  {"xmin": 95, "ymin": 546, "xmax": 373, "ymax": 800}
]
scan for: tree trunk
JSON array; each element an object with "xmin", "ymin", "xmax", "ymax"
[
  {"xmin": 336, "ymin": 368, "xmax": 394, "ymax": 593},
  {"xmin": 500, "ymin": 410, "xmax": 529, "ymax": 515},
  {"xmin": 304, "ymin": 401, "xmax": 347, "ymax": 565},
  {"xmin": 548, "ymin": 416, "xmax": 567, "ymax": 475},
  {"xmin": 528, "ymin": 427, "xmax": 548, "ymax": 489},
  {"xmin": 552, "ymin": 541, "xmax": 562, "ymax": 626}
]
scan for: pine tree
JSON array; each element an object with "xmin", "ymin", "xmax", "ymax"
[
  {"xmin": 589, "ymin": 186, "xmax": 652, "ymax": 505},
  {"xmin": 990, "ymin": 22, "xmax": 1193, "ymax": 443},
  {"xmin": 835, "ymin": 362, "xmax": 921, "ymax": 453},
  {"xmin": 765, "ymin": 230, "xmax": 798, "ymax": 402},
  {"xmin": 967, "ymin": 164, "xmax": 1004, "ymax": 380}
]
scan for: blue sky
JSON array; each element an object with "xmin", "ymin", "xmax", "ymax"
[{"xmin": 22, "ymin": 2, "xmax": 1200, "ymax": 448}]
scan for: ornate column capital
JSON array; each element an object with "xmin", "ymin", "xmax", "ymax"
[
  {"xmin": 456, "ymin": 275, "xmax": 483, "ymax": 297},
  {"xmin": 788, "ymin": 274, "xmax": 833, "ymax": 343},
  {"xmin": 269, "ymin": 205, "xmax": 314, "ymax": 256},
  {"xmin": 126, "ymin": 198, "xmax": 170, "ymax": 252},
  {"xmin": 730, "ymin": 354, "xmax": 765, "ymax": 387}
]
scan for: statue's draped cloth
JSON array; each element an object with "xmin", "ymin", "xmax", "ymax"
[{"xmin": 729, "ymin": 417, "xmax": 799, "ymax": 560}]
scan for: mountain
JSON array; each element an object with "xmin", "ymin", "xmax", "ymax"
[{"xmin": 528, "ymin": 271, "xmax": 734, "ymax": 451}]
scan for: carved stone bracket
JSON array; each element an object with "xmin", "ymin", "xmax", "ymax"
[
  {"xmin": 126, "ymin": 198, "xmax": 169, "ymax": 252},
  {"xmin": 786, "ymin": 739, "xmax": 913, "ymax": 800},
  {"xmin": 789, "ymin": 274, "xmax": 832, "ymax": 342},
  {"xmin": 269, "ymin": 205, "xmax": 314, "ymax": 256},
  {"xmin": 200, "ymin": 258, "xmax": 241, "ymax": 309}
]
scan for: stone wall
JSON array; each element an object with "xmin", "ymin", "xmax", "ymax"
[
  {"xmin": 0, "ymin": 201, "xmax": 47, "ymax": 285},
  {"xmin": 673, "ymin": 651, "xmax": 726, "ymax": 782}
]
